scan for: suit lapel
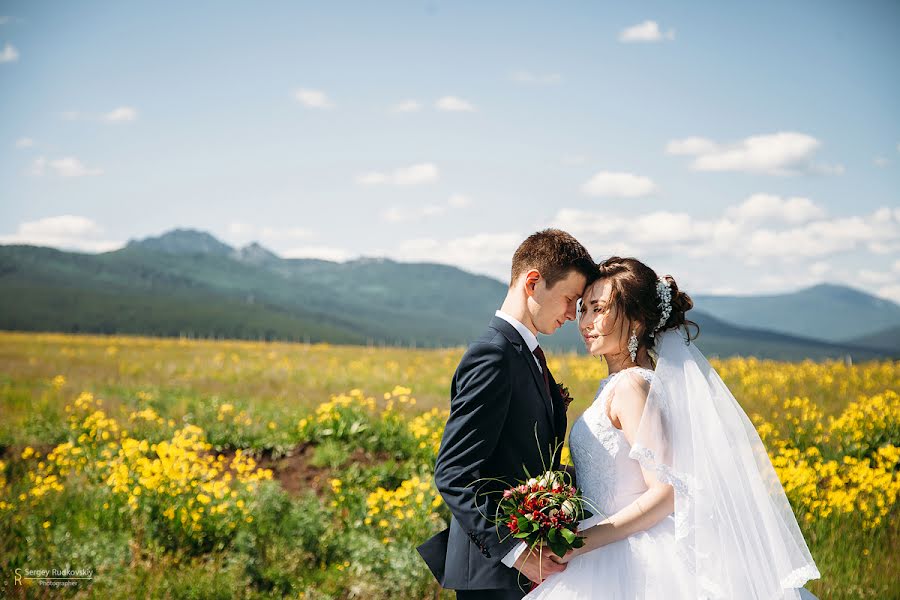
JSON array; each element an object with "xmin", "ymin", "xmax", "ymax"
[
  {"xmin": 488, "ymin": 316, "xmax": 555, "ymax": 424},
  {"xmin": 523, "ymin": 346, "xmax": 556, "ymax": 424}
]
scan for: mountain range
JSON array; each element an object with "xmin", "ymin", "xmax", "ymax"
[{"xmin": 1, "ymin": 228, "xmax": 897, "ymax": 360}]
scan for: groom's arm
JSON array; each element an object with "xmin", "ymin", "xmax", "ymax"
[{"xmin": 434, "ymin": 341, "xmax": 519, "ymax": 564}]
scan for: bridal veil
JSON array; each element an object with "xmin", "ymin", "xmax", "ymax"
[{"xmin": 628, "ymin": 329, "xmax": 820, "ymax": 599}]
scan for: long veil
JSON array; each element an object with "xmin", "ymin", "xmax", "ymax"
[{"xmin": 629, "ymin": 329, "xmax": 820, "ymax": 599}]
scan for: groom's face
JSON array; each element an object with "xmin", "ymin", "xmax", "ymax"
[{"xmin": 526, "ymin": 269, "xmax": 587, "ymax": 335}]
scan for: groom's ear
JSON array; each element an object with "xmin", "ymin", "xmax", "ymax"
[{"xmin": 524, "ymin": 269, "xmax": 541, "ymax": 297}]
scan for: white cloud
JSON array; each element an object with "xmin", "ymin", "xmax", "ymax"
[
  {"xmin": 0, "ymin": 215, "xmax": 122, "ymax": 253},
  {"xmin": 874, "ymin": 156, "xmax": 890, "ymax": 168},
  {"xmin": 877, "ymin": 284, "xmax": 900, "ymax": 304},
  {"xmin": 27, "ymin": 156, "xmax": 103, "ymax": 177},
  {"xmin": 27, "ymin": 156, "xmax": 46, "ymax": 176},
  {"xmin": 293, "ymin": 88, "xmax": 334, "ymax": 109},
  {"xmin": 356, "ymin": 173, "xmax": 387, "ymax": 185},
  {"xmin": 435, "ymin": 96, "xmax": 476, "ymax": 112},
  {"xmin": 542, "ymin": 203, "xmax": 900, "ymax": 298},
  {"xmin": 48, "ymin": 157, "xmax": 103, "ymax": 177},
  {"xmin": 391, "ymin": 232, "xmax": 523, "ymax": 278},
  {"xmin": 665, "ymin": 137, "xmax": 718, "ymax": 156},
  {"xmin": 58, "ymin": 107, "xmax": 139, "ymax": 123},
  {"xmin": 551, "ymin": 200, "xmax": 900, "ymax": 265},
  {"xmin": 744, "ymin": 214, "xmax": 896, "ymax": 260},
  {"xmin": 0, "ymin": 42, "xmax": 18, "ymax": 62},
  {"xmin": 0, "ymin": 17, "xmax": 10, "ymax": 25},
  {"xmin": 725, "ymin": 194, "xmax": 827, "ymax": 225},
  {"xmin": 356, "ymin": 162, "xmax": 439, "ymax": 186},
  {"xmin": 391, "ymin": 99, "xmax": 421, "ymax": 113},
  {"xmin": 510, "ymin": 70, "xmax": 562, "ymax": 85},
  {"xmin": 381, "ymin": 207, "xmax": 406, "ymax": 223},
  {"xmin": 809, "ymin": 261, "xmax": 831, "ymax": 277},
  {"xmin": 15, "ymin": 137, "xmax": 33, "ymax": 148},
  {"xmin": 21, "ymin": 215, "xmax": 101, "ymax": 238},
  {"xmin": 619, "ymin": 21, "xmax": 675, "ymax": 43},
  {"xmin": 282, "ymin": 245, "xmax": 354, "ymax": 262},
  {"xmin": 869, "ymin": 242, "xmax": 900, "ymax": 254},
  {"xmin": 553, "ymin": 208, "xmax": 713, "ymax": 247},
  {"xmin": 374, "ymin": 201, "xmax": 899, "ymax": 294},
  {"xmin": 383, "ymin": 194, "xmax": 472, "ymax": 223},
  {"xmin": 694, "ymin": 132, "xmax": 819, "ymax": 174},
  {"xmin": 448, "ymin": 194, "xmax": 472, "ymax": 208},
  {"xmin": 667, "ymin": 132, "xmax": 843, "ymax": 176},
  {"xmin": 103, "ymin": 106, "xmax": 138, "ymax": 122},
  {"xmin": 581, "ymin": 171, "xmax": 657, "ymax": 198},
  {"xmin": 858, "ymin": 269, "xmax": 896, "ymax": 286}
]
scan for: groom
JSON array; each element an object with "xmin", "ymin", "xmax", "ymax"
[{"xmin": 418, "ymin": 229, "xmax": 596, "ymax": 599}]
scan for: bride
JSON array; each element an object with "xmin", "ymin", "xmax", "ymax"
[{"xmin": 524, "ymin": 256, "xmax": 821, "ymax": 600}]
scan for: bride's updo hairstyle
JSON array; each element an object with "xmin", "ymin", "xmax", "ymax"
[{"xmin": 595, "ymin": 256, "xmax": 699, "ymax": 353}]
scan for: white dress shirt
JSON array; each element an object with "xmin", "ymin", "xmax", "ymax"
[{"xmin": 494, "ymin": 310, "xmax": 539, "ymax": 568}]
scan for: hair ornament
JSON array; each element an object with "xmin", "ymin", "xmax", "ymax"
[{"xmin": 651, "ymin": 277, "xmax": 672, "ymax": 338}]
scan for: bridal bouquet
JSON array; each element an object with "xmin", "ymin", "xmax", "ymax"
[{"xmin": 496, "ymin": 469, "xmax": 592, "ymax": 559}]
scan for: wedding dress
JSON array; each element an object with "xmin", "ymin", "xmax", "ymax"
[{"xmin": 524, "ymin": 330, "xmax": 820, "ymax": 599}]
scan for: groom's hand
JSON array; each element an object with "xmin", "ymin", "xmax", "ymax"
[
  {"xmin": 550, "ymin": 547, "xmax": 578, "ymax": 564},
  {"xmin": 513, "ymin": 545, "xmax": 567, "ymax": 584}
]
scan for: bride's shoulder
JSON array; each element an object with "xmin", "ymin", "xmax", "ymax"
[
  {"xmin": 629, "ymin": 366, "xmax": 655, "ymax": 383},
  {"xmin": 608, "ymin": 368, "xmax": 654, "ymax": 408},
  {"xmin": 616, "ymin": 366, "xmax": 655, "ymax": 387}
]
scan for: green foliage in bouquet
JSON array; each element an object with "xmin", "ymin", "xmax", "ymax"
[{"xmin": 496, "ymin": 468, "xmax": 592, "ymax": 559}]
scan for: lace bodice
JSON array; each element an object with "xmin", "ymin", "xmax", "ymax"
[{"xmin": 569, "ymin": 366, "xmax": 655, "ymax": 517}]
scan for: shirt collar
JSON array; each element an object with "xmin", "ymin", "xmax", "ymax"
[{"xmin": 495, "ymin": 310, "xmax": 539, "ymax": 352}]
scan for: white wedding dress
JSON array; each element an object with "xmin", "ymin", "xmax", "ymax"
[{"xmin": 524, "ymin": 362, "xmax": 820, "ymax": 600}]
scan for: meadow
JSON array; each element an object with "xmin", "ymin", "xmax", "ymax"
[{"xmin": 0, "ymin": 331, "xmax": 898, "ymax": 599}]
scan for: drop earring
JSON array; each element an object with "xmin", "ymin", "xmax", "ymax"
[{"xmin": 628, "ymin": 328, "xmax": 638, "ymax": 363}]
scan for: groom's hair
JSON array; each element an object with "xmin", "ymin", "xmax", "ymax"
[{"xmin": 510, "ymin": 229, "xmax": 596, "ymax": 288}]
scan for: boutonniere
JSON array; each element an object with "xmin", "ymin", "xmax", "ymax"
[{"xmin": 557, "ymin": 382, "xmax": 573, "ymax": 411}]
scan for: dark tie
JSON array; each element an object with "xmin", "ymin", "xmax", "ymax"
[{"xmin": 532, "ymin": 345, "xmax": 552, "ymax": 403}]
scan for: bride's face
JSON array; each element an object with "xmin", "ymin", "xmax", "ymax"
[{"xmin": 578, "ymin": 279, "xmax": 629, "ymax": 358}]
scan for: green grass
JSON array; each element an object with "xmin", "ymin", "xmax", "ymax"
[{"xmin": 0, "ymin": 331, "xmax": 897, "ymax": 599}]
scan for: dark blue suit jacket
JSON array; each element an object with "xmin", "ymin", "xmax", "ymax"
[{"xmin": 418, "ymin": 316, "xmax": 568, "ymax": 591}]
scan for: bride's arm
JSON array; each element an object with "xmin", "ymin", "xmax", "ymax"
[{"xmin": 561, "ymin": 373, "xmax": 674, "ymax": 560}]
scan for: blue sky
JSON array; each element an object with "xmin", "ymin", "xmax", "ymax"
[{"xmin": 1, "ymin": 1, "xmax": 899, "ymax": 301}]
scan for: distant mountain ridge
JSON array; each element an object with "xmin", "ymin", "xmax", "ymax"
[
  {"xmin": 695, "ymin": 284, "xmax": 900, "ymax": 343},
  {"xmin": 1, "ymin": 229, "xmax": 897, "ymax": 360},
  {"xmin": 846, "ymin": 325, "xmax": 900, "ymax": 354},
  {"xmin": 126, "ymin": 228, "xmax": 235, "ymax": 257}
]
